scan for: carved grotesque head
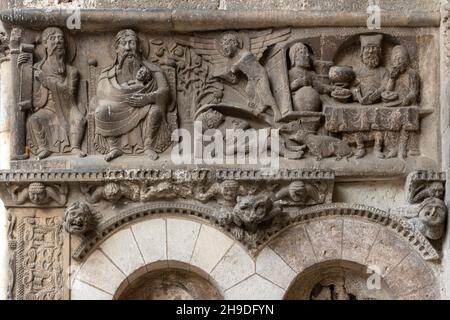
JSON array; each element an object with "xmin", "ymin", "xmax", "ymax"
[
  {"xmin": 360, "ymin": 34, "xmax": 383, "ymax": 69},
  {"xmin": 28, "ymin": 182, "xmax": 47, "ymax": 204},
  {"xmin": 219, "ymin": 32, "xmax": 241, "ymax": 58},
  {"xmin": 115, "ymin": 29, "xmax": 139, "ymax": 65},
  {"xmin": 391, "ymin": 45, "xmax": 410, "ymax": 74},
  {"xmin": 42, "ymin": 27, "xmax": 65, "ymax": 58},
  {"xmin": 103, "ymin": 183, "xmax": 122, "ymax": 202},
  {"xmin": 221, "ymin": 180, "xmax": 239, "ymax": 202},
  {"xmin": 410, "ymin": 197, "xmax": 447, "ymax": 240},
  {"xmin": 288, "ymin": 181, "xmax": 307, "ymax": 203},
  {"xmin": 63, "ymin": 202, "xmax": 96, "ymax": 234},
  {"xmin": 289, "ymin": 42, "xmax": 311, "ymax": 69},
  {"xmin": 233, "ymin": 194, "xmax": 273, "ymax": 226}
]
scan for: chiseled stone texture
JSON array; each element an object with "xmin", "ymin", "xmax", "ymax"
[
  {"xmin": 4, "ymin": 0, "xmax": 220, "ymax": 9},
  {"xmin": 223, "ymin": 0, "xmax": 439, "ymax": 12}
]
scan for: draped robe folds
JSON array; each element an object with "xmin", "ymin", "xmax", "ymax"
[
  {"xmin": 27, "ymin": 63, "xmax": 84, "ymax": 154},
  {"xmin": 94, "ymin": 62, "xmax": 171, "ymax": 155}
]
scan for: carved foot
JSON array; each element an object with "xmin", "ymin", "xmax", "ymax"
[
  {"xmin": 385, "ymin": 150, "xmax": 397, "ymax": 159},
  {"xmin": 72, "ymin": 147, "xmax": 87, "ymax": 158},
  {"xmin": 104, "ymin": 149, "xmax": 123, "ymax": 162},
  {"xmin": 37, "ymin": 149, "xmax": 51, "ymax": 160},
  {"xmin": 375, "ymin": 149, "xmax": 385, "ymax": 159},
  {"xmin": 145, "ymin": 149, "xmax": 159, "ymax": 161},
  {"xmin": 354, "ymin": 148, "xmax": 366, "ymax": 159}
]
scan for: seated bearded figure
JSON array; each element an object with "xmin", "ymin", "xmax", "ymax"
[{"xmin": 94, "ymin": 29, "xmax": 171, "ymax": 162}]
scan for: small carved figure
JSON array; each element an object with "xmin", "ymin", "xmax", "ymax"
[
  {"xmin": 140, "ymin": 181, "xmax": 192, "ymax": 201},
  {"xmin": 275, "ymin": 181, "xmax": 321, "ymax": 205},
  {"xmin": 10, "ymin": 182, "xmax": 68, "ymax": 205},
  {"xmin": 351, "ymin": 34, "xmax": 389, "ymax": 106},
  {"xmin": 24, "ymin": 27, "xmax": 86, "ymax": 160},
  {"xmin": 63, "ymin": 202, "xmax": 97, "ymax": 235},
  {"xmin": 411, "ymin": 181, "xmax": 445, "ymax": 203},
  {"xmin": 288, "ymin": 130, "xmax": 353, "ymax": 161},
  {"xmin": 80, "ymin": 182, "xmax": 140, "ymax": 203},
  {"xmin": 406, "ymin": 197, "xmax": 447, "ymax": 240},
  {"xmin": 230, "ymin": 194, "xmax": 282, "ymax": 236},
  {"xmin": 195, "ymin": 180, "xmax": 240, "ymax": 207},
  {"xmin": 94, "ymin": 29, "xmax": 172, "ymax": 162},
  {"xmin": 386, "ymin": 45, "xmax": 420, "ymax": 106}
]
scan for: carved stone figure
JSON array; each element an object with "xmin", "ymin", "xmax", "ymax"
[
  {"xmin": 195, "ymin": 180, "xmax": 240, "ymax": 207},
  {"xmin": 63, "ymin": 201, "xmax": 97, "ymax": 234},
  {"xmin": 412, "ymin": 181, "xmax": 445, "ymax": 203},
  {"xmin": 288, "ymin": 42, "xmax": 332, "ymax": 112},
  {"xmin": 80, "ymin": 182, "xmax": 140, "ymax": 203},
  {"xmin": 275, "ymin": 181, "xmax": 322, "ymax": 205},
  {"xmin": 94, "ymin": 29, "xmax": 172, "ymax": 161},
  {"xmin": 405, "ymin": 198, "xmax": 447, "ymax": 240},
  {"xmin": 24, "ymin": 27, "xmax": 86, "ymax": 160},
  {"xmin": 230, "ymin": 194, "xmax": 282, "ymax": 236},
  {"xmin": 351, "ymin": 34, "xmax": 389, "ymax": 106},
  {"xmin": 386, "ymin": 45, "xmax": 420, "ymax": 106},
  {"xmin": 287, "ymin": 129, "xmax": 353, "ymax": 161},
  {"xmin": 140, "ymin": 182, "xmax": 192, "ymax": 201},
  {"xmin": 0, "ymin": 31, "xmax": 9, "ymax": 60},
  {"xmin": 177, "ymin": 29, "xmax": 291, "ymax": 120},
  {"xmin": 10, "ymin": 182, "xmax": 67, "ymax": 205}
]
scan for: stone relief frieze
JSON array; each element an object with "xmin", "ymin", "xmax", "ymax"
[
  {"xmin": 2, "ymin": 26, "xmax": 433, "ymax": 167},
  {"xmin": 8, "ymin": 215, "xmax": 64, "ymax": 300}
]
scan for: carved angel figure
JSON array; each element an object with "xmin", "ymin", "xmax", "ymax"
[
  {"xmin": 177, "ymin": 29, "xmax": 291, "ymax": 120},
  {"xmin": 10, "ymin": 182, "xmax": 68, "ymax": 205},
  {"xmin": 80, "ymin": 182, "xmax": 140, "ymax": 203},
  {"xmin": 63, "ymin": 202, "xmax": 97, "ymax": 235}
]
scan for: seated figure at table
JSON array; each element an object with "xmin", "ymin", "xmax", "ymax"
[
  {"xmin": 288, "ymin": 42, "xmax": 333, "ymax": 112},
  {"xmin": 351, "ymin": 34, "xmax": 389, "ymax": 106}
]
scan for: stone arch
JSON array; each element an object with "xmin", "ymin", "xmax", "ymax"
[
  {"xmin": 268, "ymin": 210, "xmax": 440, "ymax": 300},
  {"xmin": 70, "ymin": 204, "xmax": 441, "ymax": 300}
]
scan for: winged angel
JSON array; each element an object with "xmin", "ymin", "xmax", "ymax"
[{"xmin": 176, "ymin": 29, "xmax": 291, "ymax": 121}]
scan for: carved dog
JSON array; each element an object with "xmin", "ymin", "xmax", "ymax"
[{"xmin": 283, "ymin": 127, "xmax": 353, "ymax": 161}]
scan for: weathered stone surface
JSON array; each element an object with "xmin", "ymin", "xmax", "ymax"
[
  {"xmin": 71, "ymin": 280, "xmax": 113, "ymax": 300},
  {"xmin": 342, "ymin": 218, "xmax": 380, "ymax": 263},
  {"xmin": 210, "ymin": 243, "xmax": 254, "ymax": 290},
  {"xmin": 305, "ymin": 219, "xmax": 343, "ymax": 261},
  {"xmin": 76, "ymin": 249, "xmax": 126, "ymax": 295},
  {"xmin": 131, "ymin": 219, "xmax": 167, "ymax": 264},
  {"xmin": 255, "ymin": 247, "xmax": 296, "ymax": 290},
  {"xmin": 100, "ymin": 228, "xmax": 145, "ymax": 277},
  {"xmin": 191, "ymin": 225, "xmax": 234, "ymax": 273},
  {"xmin": 224, "ymin": 274, "xmax": 285, "ymax": 300},
  {"xmin": 167, "ymin": 218, "xmax": 201, "ymax": 263},
  {"xmin": 269, "ymin": 224, "xmax": 317, "ymax": 273}
]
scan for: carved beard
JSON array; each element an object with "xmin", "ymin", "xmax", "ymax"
[
  {"xmin": 48, "ymin": 47, "xmax": 66, "ymax": 75},
  {"xmin": 118, "ymin": 52, "xmax": 140, "ymax": 82},
  {"xmin": 362, "ymin": 54, "xmax": 380, "ymax": 69}
]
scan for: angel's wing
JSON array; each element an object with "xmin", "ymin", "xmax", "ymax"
[
  {"xmin": 175, "ymin": 34, "xmax": 227, "ymax": 65},
  {"xmin": 248, "ymin": 28, "xmax": 291, "ymax": 60}
]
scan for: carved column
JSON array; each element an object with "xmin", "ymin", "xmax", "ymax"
[{"xmin": 0, "ymin": 22, "xmax": 11, "ymax": 300}]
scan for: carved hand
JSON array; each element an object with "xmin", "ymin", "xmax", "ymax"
[
  {"xmin": 17, "ymin": 53, "xmax": 30, "ymax": 66},
  {"xmin": 128, "ymin": 93, "xmax": 153, "ymax": 107}
]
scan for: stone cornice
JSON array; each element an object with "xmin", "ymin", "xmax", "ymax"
[{"xmin": 0, "ymin": 9, "xmax": 440, "ymax": 33}]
